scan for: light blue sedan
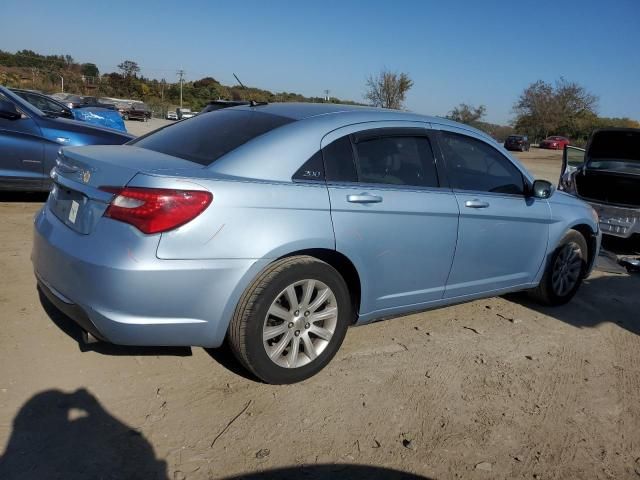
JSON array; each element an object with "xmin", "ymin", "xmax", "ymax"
[{"xmin": 32, "ymin": 103, "xmax": 601, "ymax": 383}]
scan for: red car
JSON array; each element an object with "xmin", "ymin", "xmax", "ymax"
[{"xmin": 539, "ymin": 136, "xmax": 570, "ymax": 150}]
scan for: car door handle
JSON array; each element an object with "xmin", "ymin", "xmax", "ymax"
[
  {"xmin": 464, "ymin": 199, "xmax": 490, "ymax": 209},
  {"xmin": 347, "ymin": 194, "xmax": 383, "ymax": 204}
]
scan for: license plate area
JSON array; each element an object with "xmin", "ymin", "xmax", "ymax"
[{"xmin": 49, "ymin": 183, "xmax": 91, "ymax": 234}]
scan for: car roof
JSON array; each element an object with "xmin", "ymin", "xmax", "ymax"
[
  {"xmin": 231, "ymin": 102, "xmax": 491, "ymax": 137},
  {"xmin": 196, "ymin": 102, "xmax": 511, "ymax": 183}
]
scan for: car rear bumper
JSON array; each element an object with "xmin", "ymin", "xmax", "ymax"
[{"xmin": 32, "ymin": 206, "xmax": 264, "ymax": 348}]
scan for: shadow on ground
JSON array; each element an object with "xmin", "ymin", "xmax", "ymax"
[
  {"xmin": 204, "ymin": 343, "xmax": 261, "ymax": 382},
  {"xmin": 220, "ymin": 466, "xmax": 431, "ymax": 479},
  {"xmin": 0, "ymin": 389, "xmax": 168, "ymax": 480},
  {"xmin": 0, "ymin": 390, "xmax": 430, "ymax": 480},
  {"xmin": 508, "ymin": 271, "xmax": 640, "ymax": 336}
]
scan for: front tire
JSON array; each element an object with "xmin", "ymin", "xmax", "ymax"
[
  {"xmin": 530, "ymin": 230, "xmax": 588, "ymax": 306},
  {"xmin": 228, "ymin": 256, "xmax": 352, "ymax": 384}
]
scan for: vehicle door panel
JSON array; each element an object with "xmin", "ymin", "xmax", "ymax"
[
  {"xmin": 434, "ymin": 128, "xmax": 550, "ymax": 298},
  {"xmin": 322, "ymin": 123, "xmax": 459, "ymax": 317},
  {"xmin": 445, "ymin": 191, "xmax": 550, "ymax": 297},
  {"xmin": 0, "ymin": 113, "xmax": 44, "ymax": 190}
]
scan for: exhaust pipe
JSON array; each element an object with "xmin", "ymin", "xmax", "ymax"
[{"xmin": 82, "ymin": 330, "xmax": 100, "ymax": 344}]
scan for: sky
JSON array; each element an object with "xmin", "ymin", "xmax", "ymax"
[{"xmin": 1, "ymin": 0, "xmax": 639, "ymax": 124}]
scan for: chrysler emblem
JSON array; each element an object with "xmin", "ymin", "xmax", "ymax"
[{"xmin": 82, "ymin": 170, "xmax": 91, "ymax": 184}]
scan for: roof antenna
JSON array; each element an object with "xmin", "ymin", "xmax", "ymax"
[
  {"xmin": 233, "ymin": 73, "xmax": 267, "ymax": 107},
  {"xmin": 233, "ymin": 73, "xmax": 246, "ymax": 90}
]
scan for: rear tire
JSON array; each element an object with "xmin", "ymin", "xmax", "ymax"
[
  {"xmin": 228, "ymin": 256, "xmax": 351, "ymax": 384},
  {"xmin": 529, "ymin": 230, "xmax": 588, "ymax": 306}
]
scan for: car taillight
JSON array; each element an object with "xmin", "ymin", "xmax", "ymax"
[{"xmin": 100, "ymin": 187, "xmax": 212, "ymax": 234}]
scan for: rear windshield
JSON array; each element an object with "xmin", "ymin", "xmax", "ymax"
[{"xmin": 132, "ymin": 109, "xmax": 294, "ymax": 166}]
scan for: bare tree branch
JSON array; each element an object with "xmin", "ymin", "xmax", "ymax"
[{"xmin": 364, "ymin": 69, "xmax": 413, "ymax": 109}]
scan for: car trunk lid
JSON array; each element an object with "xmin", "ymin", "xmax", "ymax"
[{"xmin": 48, "ymin": 145, "xmax": 205, "ymax": 234}]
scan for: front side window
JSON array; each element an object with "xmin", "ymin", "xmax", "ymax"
[
  {"xmin": 440, "ymin": 131, "xmax": 524, "ymax": 195},
  {"xmin": 354, "ymin": 136, "xmax": 438, "ymax": 188}
]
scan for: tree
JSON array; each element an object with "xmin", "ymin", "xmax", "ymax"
[
  {"xmin": 447, "ymin": 103, "xmax": 487, "ymax": 125},
  {"xmin": 513, "ymin": 78, "xmax": 598, "ymax": 141},
  {"xmin": 81, "ymin": 63, "xmax": 99, "ymax": 77},
  {"xmin": 364, "ymin": 69, "xmax": 413, "ymax": 109},
  {"xmin": 117, "ymin": 60, "xmax": 140, "ymax": 77}
]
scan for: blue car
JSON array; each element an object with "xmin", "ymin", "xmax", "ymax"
[
  {"xmin": 32, "ymin": 103, "xmax": 601, "ymax": 383},
  {"xmin": 0, "ymin": 86, "xmax": 133, "ymax": 191}
]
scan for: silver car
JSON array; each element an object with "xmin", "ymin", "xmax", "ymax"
[{"xmin": 32, "ymin": 104, "xmax": 601, "ymax": 383}]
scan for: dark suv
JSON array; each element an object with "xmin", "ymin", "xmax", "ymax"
[
  {"xmin": 123, "ymin": 103, "xmax": 152, "ymax": 122},
  {"xmin": 504, "ymin": 135, "xmax": 530, "ymax": 152}
]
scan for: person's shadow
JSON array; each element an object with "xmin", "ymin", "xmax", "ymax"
[
  {"xmin": 0, "ymin": 389, "xmax": 168, "ymax": 480},
  {"xmin": 0, "ymin": 388, "xmax": 433, "ymax": 480}
]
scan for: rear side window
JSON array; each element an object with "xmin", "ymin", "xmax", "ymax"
[
  {"xmin": 354, "ymin": 136, "xmax": 439, "ymax": 187},
  {"xmin": 132, "ymin": 109, "xmax": 294, "ymax": 166},
  {"xmin": 440, "ymin": 131, "xmax": 524, "ymax": 195},
  {"xmin": 323, "ymin": 136, "xmax": 358, "ymax": 182},
  {"xmin": 293, "ymin": 151, "xmax": 324, "ymax": 181}
]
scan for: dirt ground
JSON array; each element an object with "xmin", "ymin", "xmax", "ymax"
[{"xmin": 1, "ymin": 146, "xmax": 639, "ymax": 480}]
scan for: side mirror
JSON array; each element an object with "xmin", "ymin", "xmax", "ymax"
[
  {"xmin": 531, "ymin": 179, "xmax": 553, "ymax": 199},
  {"xmin": 0, "ymin": 99, "xmax": 21, "ymax": 120}
]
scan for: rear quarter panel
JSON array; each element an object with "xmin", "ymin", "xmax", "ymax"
[{"xmin": 127, "ymin": 174, "xmax": 335, "ymax": 260}]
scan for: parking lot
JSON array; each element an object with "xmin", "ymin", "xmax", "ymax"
[{"xmin": 1, "ymin": 132, "xmax": 639, "ymax": 479}]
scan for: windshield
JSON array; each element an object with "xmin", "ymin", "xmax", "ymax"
[{"xmin": 132, "ymin": 109, "xmax": 294, "ymax": 166}]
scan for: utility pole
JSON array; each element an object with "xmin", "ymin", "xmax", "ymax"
[
  {"xmin": 177, "ymin": 69, "xmax": 185, "ymax": 108},
  {"xmin": 160, "ymin": 78, "xmax": 166, "ymax": 118},
  {"xmin": 59, "ymin": 75, "xmax": 64, "ymax": 93}
]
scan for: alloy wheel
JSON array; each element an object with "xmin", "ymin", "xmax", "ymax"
[
  {"xmin": 262, "ymin": 279, "xmax": 338, "ymax": 368},
  {"xmin": 551, "ymin": 242, "xmax": 582, "ymax": 297}
]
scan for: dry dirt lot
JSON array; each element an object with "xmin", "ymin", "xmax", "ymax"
[{"xmin": 1, "ymin": 147, "xmax": 639, "ymax": 480}]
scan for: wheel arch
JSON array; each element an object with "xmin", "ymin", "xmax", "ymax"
[
  {"xmin": 569, "ymin": 223, "xmax": 598, "ymax": 275},
  {"xmin": 277, "ymin": 248, "xmax": 362, "ymax": 323}
]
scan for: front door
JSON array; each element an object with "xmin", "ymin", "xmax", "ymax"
[
  {"xmin": 0, "ymin": 93, "xmax": 44, "ymax": 190},
  {"xmin": 437, "ymin": 129, "xmax": 550, "ymax": 298}
]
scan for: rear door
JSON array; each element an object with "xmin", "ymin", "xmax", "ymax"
[
  {"xmin": 0, "ymin": 93, "xmax": 44, "ymax": 190},
  {"xmin": 323, "ymin": 123, "xmax": 459, "ymax": 318},
  {"xmin": 436, "ymin": 128, "xmax": 550, "ymax": 298}
]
